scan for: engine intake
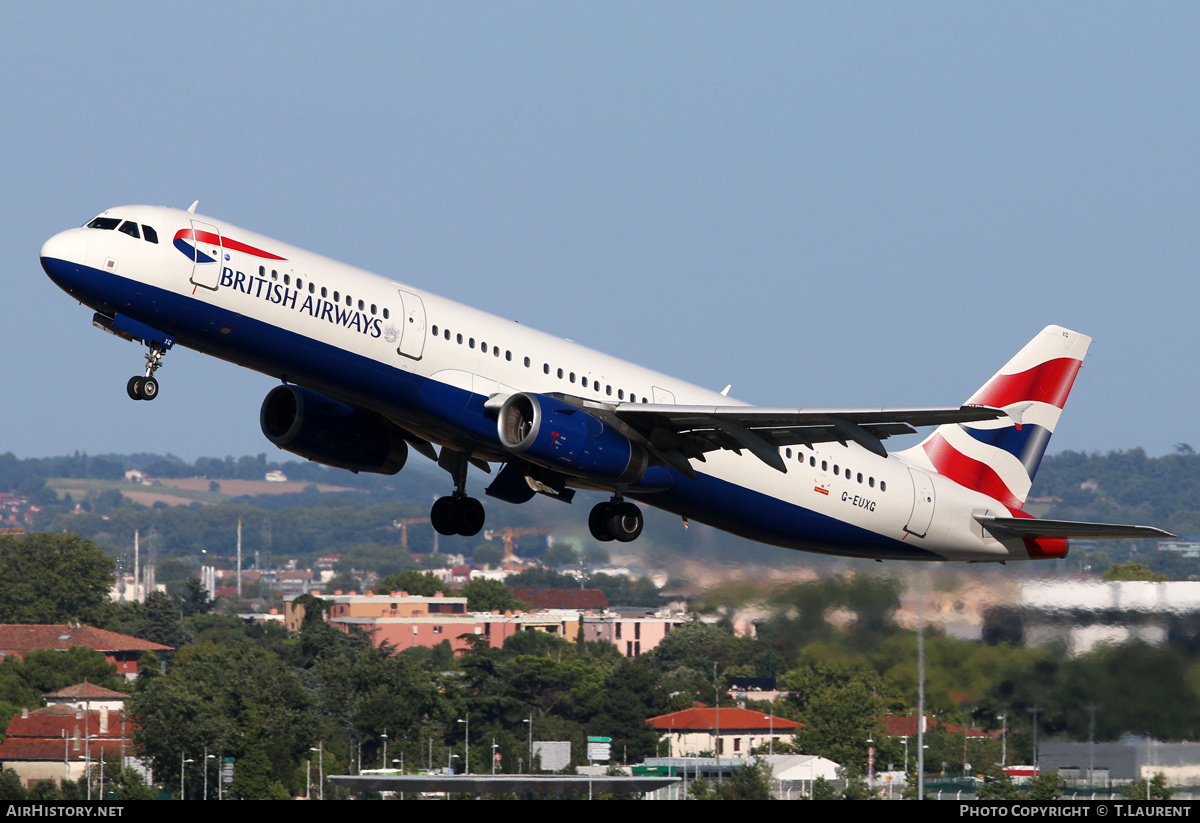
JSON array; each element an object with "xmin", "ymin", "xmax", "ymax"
[
  {"xmin": 497, "ymin": 392, "xmax": 647, "ymax": 484},
  {"xmin": 260, "ymin": 385, "xmax": 408, "ymax": 475}
]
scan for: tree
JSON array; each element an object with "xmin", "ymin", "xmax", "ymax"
[
  {"xmin": 976, "ymin": 766, "xmax": 1021, "ymax": 800},
  {"xmin": 1102, "ymin": 563, "xmax": 1169, "ymax": 582},
  {"xmin": 1122, "ymin": 773, "xmax": 1173, "ymax": 800},
  {"xmin": 689, "ymin": 758, "xmax": 773, "ymax": 799},
  {"xmin": 375, "ymin": 570, "xmax": 452, "ymax": 597},
  {"xmin": 462, "ymin": 578, "xmax": 527, "ymax": 612},
  {"xmin": 1027, "ymin": 768, "xmax": 1064, "ymax": 800},
  {"xmin": 0, "ymin": 534, "xmax": 117, "ymax": 626},
  {"xmin": 137, "ymin": 591, "xmax": 188, "ymax": 648}
]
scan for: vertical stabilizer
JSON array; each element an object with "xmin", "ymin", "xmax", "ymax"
[{"xmin": 896, "ymin": 326, "xmax": 1090, "ymax": 510}]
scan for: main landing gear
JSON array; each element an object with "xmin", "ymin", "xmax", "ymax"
[
  {"xmin": 589, "ymin": 495, "xmax": 644, "ymax": 543},
  {"xmin": 126, "ymin": 343, "xmax": 167, "ymax": 401},
  {"xmin": 430, "ymin": 449, "xmax": 486, "ymax": 537}
]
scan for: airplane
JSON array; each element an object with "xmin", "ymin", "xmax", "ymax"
[{"xmin": 40, "ymin": 203, "xmax": 1172, "ymax": 562}]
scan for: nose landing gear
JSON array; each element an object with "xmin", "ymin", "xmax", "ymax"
[{"xmin": 127, "ymin": 343, "xmax": 167, "ymax": 401}]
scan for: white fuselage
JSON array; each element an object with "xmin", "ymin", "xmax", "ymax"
[{"xmin": 41, "ymin": 205, "xmax": 1035, "ymax": 561}]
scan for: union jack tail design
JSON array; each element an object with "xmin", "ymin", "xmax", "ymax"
[{"xmin": 896, "ymin": 326, "xmax": 1090, "ymax": 510}]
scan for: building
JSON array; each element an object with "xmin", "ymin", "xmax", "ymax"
[
  {"xmin": 0, "ymin": 682, "xmax": 143, "ymax": 788},
  {"xmin": 647, "ymin": 704, "xmax": 800, "ymax": 758},
  {"xmin": 288, "ymin": 591, "xmax": 694, "ymax": 658},
  {"xmin": 1040, "ymin": 740, "xmax": 1200, "ymax": 785},
  {"xmin": 0, "ymin": 625, "xmax": 172, "ymax": 680},
  {"xmin": 984, "ymin": 580, "xmax": 1200, "ymax": 655}
]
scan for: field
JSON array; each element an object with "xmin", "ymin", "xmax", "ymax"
[{"xmin": 48, "ymin": 476, "xmax": 354, "ymax": 507}]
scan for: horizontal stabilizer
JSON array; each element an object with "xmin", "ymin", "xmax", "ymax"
[{"xmin": 975, "ymin": 515, "xmax": 1175, "ymax": 540}]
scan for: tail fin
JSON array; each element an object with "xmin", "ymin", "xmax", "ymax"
[{"xmin": 896, "ymin": 325, "xmax": 1090, "ymax": 510}]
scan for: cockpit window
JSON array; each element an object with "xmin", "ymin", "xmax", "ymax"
[
  {"xmin": 86, "ymin": 217, "xmax": 120, "ymax": 230},
  {"xmin": 118, "ymin": 221, "xmax": 141, "ymax": 240},
  {"xmin": 142, "ymin": 225, "xmax": 158, "ymax": 244}
]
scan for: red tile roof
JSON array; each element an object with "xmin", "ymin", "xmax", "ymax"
[
  {"xmin": 511, "ymin": 589, "xmax": 609, "ymax": 610},
  {"xmin": 0, "ymin": 738, "xmax": 128, "ymax": 762},
  {"xmin": 647, "ymin": 705, "xmax": 800, "ymax": 733},
  {"xmin": 881, "ymin": 715, "xmax": 996, "ymax": 738},
  {"xmin": 4, "ymin": 710, "xmax": 129, "ymax": 740},
  {"xmin": 44, "ymin": 682, "xmax": 130, "ymax": 701},
  {"xmin": 0, "ymin": 625, "xmax": 172, "ymax": 656}
]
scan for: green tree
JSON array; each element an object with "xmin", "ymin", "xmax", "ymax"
[
  {"xmin": 137, "ymin": 591, "xmax": 188, "ymax": 648},
  {"xmin": 1122, "ymin": 773, "xmax": 1173, "ymax": 800},
  {"xmin": 130, "ymin": 643, "xmax": 315, "ymax": 797},
  {"xmin": 0, "ymin": 534, "xmax": 117, "ymax": 627},
  {"xmin": 1027, "ymin": 768, "xmax": 1064, "ymax": 800},
  {"xmin": 375, "ymin": 570, "xmax": 452, "ymax": 597},
  {"xmin": 976, "ymin": 766, "xmax": 1021, "ymax": 800},
  {"xmin": 462, "ymin": 578, "xmax": 528, "ymax": 612},
  {"xmin": 1102, "ymin": 563, "xmax": 1168, "ymax": 582}
]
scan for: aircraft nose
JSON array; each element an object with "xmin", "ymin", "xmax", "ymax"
[{"xmin": 40, "ymin": 230, "xmax": 88, "ymax": 267}]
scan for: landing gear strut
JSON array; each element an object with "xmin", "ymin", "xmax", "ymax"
[
  {"xmin": 127, "ymin": 343, "xmax": 167, "ymax": 401},
  {"xmin": 588, "ymin": 495, "xmax": 644, "ymax": 543},
  {"xmin": 430, "ymin": 449, "xmax": 486, "ymax": 537}
]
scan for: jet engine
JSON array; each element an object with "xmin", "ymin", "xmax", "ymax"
[
  {"xmin": 497, "ymin": 392, "xmax": 647, "ymax": 483},
  {"xmin": 260, "ymin": 385, "xmax": 408, "ymax": 474}
]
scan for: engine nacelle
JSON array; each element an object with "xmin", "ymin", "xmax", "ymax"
[
  {"xmin": 260, "ymin": 385, "xmax": 408, "ymax": 475},
  {"xmin": 497, "ymin": 392, "xmax": 647, "ymax": 483}
]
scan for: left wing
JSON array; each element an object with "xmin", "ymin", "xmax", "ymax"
[{"xmin": 608, "ymin": 402, "xmax": 1008, "ymax": 478}]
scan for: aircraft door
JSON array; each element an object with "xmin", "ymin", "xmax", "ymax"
[
  {"xmin": 395, "ymin": 290, "xmax": 427, "ymax": 360},
  {"xmin": 905, "ymin": 468, "xmax": 936, "ymax": 538},
  {"xmin": 652, "ymin": 386, "xmax": 676, "ymax": 404},
  {"xmin": 187, "ymin": 220, "xmax": 224, "ymax": 291}
]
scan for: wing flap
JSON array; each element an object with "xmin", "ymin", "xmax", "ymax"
[{"xmin": 613, "ymin": 403, "xmax": 1007, "ymax": 470}]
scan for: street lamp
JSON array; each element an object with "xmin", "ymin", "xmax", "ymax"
[
  {"xmin": 523, "ymin": 715, "xmax": 533, "ymax": 773},
  {"xmin": 458, "ymin": 715, "xmax": 470, "ymax": 774},
  {"xmin": 309, "ymin": 742, "xmax": 324, "ymax": 800},
  {"xmin": 180, "ymin": 754, "xmax": 194, "ymax": 800}
]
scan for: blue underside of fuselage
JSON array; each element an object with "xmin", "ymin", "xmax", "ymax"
[{"xmin": 42, "ymin": 256, "xmax": 940, "ymax": 560}]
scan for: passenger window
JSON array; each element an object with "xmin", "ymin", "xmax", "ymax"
[
  {"xmin": 457, "ymin": 334, "xmax": 463, "ymax": 344},
  {"xmin": 618, "ymin": 389, "xmax": 624, "ymax": 400},
  {"xmin": 569, "ymin": 372, "xmax": 576, "ymax": 383},
  {"xmin": 321, "ymin": 287, "xmax": 328, "ymax": 298},
  {"xmin": 259, "ymin": 266, "xmax": 265, "ymax": 276},
  {"xmin": 383, "ymin": 308, "xmax": 390, "ymax": 319},
  {"xmin": 118, "ymin": 221, "xmax": 140, "ymax": 239},
  {"xmin": 469, "ymin": 338, "xmax": 475, "ymax": 349},
  {"xmin": 557, "ymin": 368, "xmax": 563, "ymax": 379},
  {"xmin": 142, "ymin": 225, "xmax": 158, "ymax": 243},
  {"xmin": 432, "ymin": 325, "xmax": 439, "ymax": 336},
  {"xmin": 358, "ymin": 300, "xmax": 365, "ymax": 310},
  {"xmin": 370, "ymin": 304, "xmax": 377, "ymax": 315},
  {"xmin": 606, "ymin": 385, "xmax": 612, "ymax": 396},
  {"xmin": 581, "ymin": 377, "xmax": 588, "ymax": 388},
  {"xmin": 481, "ymin": 343, "xmax": 488, "ymax": 354},
  {"xmin": 881, "ymin": 481, "xmax": 887, "ymax": 492},
  {"xmin": 273, "ymin": 270, "xmax": 279, "ymax": 280},
  {"xmin": 284, "ymin": 274, "xmax": 291, "ymax": 285}
]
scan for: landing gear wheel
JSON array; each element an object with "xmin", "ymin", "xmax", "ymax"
[
  {"xmin": 127, "ymin": 377, "xmax": 143, "ymax": 401},
  {"xmin": 456, "ymin": 497, "xmax": 485, "ymax": 537},
  {"xmin": 139, "ymin": 376, "xmax": 159, "ymax": 400},
  {"xmin": 431, "ymin": 496, "xmax": 458, "ymax": 536},
  {"xmin": 589, "ymin": 503, "xmax": 615, "ymax": 542},
  {"xmin": 430, "ymin": 495, "xmax": 486, "ymax": 537},
  {"xmin": 607, "ymin": 501, "xmax": 644, "ymax": 543}
]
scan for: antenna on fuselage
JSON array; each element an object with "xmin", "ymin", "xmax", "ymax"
[{"xmin": 187, "ymin": 200, "xmax": 199, "ymax": 214}]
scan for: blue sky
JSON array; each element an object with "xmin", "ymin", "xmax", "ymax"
[{"xmin": 4, "ymin": 4, "xmax": 1198, "ymax": 462}]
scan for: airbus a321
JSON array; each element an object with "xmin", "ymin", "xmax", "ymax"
[{"xmin": 40, "ymin": 204, "xmax": 1171, "ymax": 561}]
